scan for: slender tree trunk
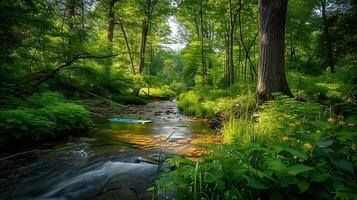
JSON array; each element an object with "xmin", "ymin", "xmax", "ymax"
[
  {"xmin": 106, "ymin": 0, "xmax": 115, "ymax": 80},
  {"xmin": 228, "ymin": 0, "xmax": 234, "ymax": 85},
  {"xmin": 117, "ymin": 18, "xmax": 135, "ymax": 74},
  {"xmin": 321, "ymin": 0, "xmax": 334, "ymax": 73},
  {"xmin": 138, "ymin": 21, "xmax": 149, "ymax": 74},
  {"xmin": 67, "ymin": 0, "xmax": 76, "ymax": 62},
  {"xmin": 138, "ymin": 0, "xmax": 157, "ymax": 74},
  {"xmin": 237, "ymin": 10, "xmax": 258, "ymax": 82},
  {"xmin": 256, "ymin": 0, "xmax": 292, "ymax": 100},
  {"xmin": 200, "ymin": 0, "xmax": 206, "ymax": 86}
]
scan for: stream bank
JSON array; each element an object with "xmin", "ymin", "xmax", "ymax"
[{"xmin": 0, "ymin": 99, "xmax": 221, "ymax": 200}]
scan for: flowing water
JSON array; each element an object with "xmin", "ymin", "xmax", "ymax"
[{"xmin": 0, "ymin": 100, "xmax": 222, "ymax": 200}]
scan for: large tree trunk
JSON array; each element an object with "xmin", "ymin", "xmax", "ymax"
[
  {"xmin": 256, "ymin": 0, "xmax": 292, "ymax": 100},
  {"xmin": 321, "ymin": 0, "xmax": 334, "ymax": 73}
]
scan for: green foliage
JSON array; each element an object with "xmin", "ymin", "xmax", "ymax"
[
  {"xmin": 39, "ymin": 103, "xmax": 92, "ymax": 132},
  {"xmin": 0, "ymin": 109, "xmax": 54, "ymax": 144},
  {"xmin": 0, "ymin": 92, "xmax": 92, "ymax": 146},
  {"xmin": 140, "ymin": 86, "xmax": 177, "ymax": 98},
  {"xmin": 177, "ymin": 90, "xmax": 206, "ymax": 117},
  {"xmin": 157, "ymin": 128, "xmax": 357, "ymax": 200},
  {"xmin": 112, "ymin": 94, "xmax": 148, "ymax": 105},
  {"xmin": 177, "ymin": 87, "xmax": 255, "ymax": 118},
  {"xmin": 26, "ymin": 92, "xmax": 66, "ymax": 108},
  {"xmin": 158, "ymin": 94, "xmax": 357, "ymax": 199}
]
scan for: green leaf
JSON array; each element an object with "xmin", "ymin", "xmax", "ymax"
[
  {"xmin": 331, "ymin": 160, "xmax": 354, "ymax": 174},
  {"xmin": 286, "ymin": 164, "xmax": 313, "ymax": 176},
  {"xmin": 312, "ymin": 173, "xmax": 331, "ymax": 182},
  {"xmin": 284, "ymin": 147, "xmax": 308, "ymax": 159},
  {"xmin": 272, "ymin": 145, "xmax": 307, "ymax": 159},
  {"xmin": 267, "ymin": 159, "xmax": 287, "ymax": 172},
  {"xmin": 280, "ymin": 176, "xmax": 297, "ymax": 188},
  {"xmin": 297, "ymin": 179, "xmax": 309, "ymax": 193},
  {"xmin": 316, "ymin": 137, "xmax": 334, "ymax": 148},
  {"xmin": 244, "ymin": 175, "xmax": 269, "ymax": 189}
]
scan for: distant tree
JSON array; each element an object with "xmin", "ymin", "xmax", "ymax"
[
  {"xmin": 320, "ymin": 0, "xmax": 335, "ymax": 73},
  {"xmin": 256, "ymin": 0, "xmax": 292, "ymax": 100}
]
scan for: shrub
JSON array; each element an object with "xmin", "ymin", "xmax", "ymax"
[
  {"xmin": 112, "ymin": 94, "xmax": 148, "ymax": 105},
  {"xmin": 40, "ymin": 103, "xmax": 92, "ymax": 132},
  {"xmin": 157, "ymin": 94, "xmax": 357, "ymax": 200},
  {"xmin": 26, "ymin": 91, "xmax": 66, "ymax": 108},
  {"xmin": 0, "ymin": 92, "xmax": 93, "ymax": 146},
  {"xmin": 0, "ymin": 109, "xmax": 54, "ymax": 145},
  {"xmin": 157, "ymin": 129, "xmax": 357, "ymax": 199},
  {"xmin": 140, "ymin": 86, "xmax": 177, "ymax": 98},
  {"xmin": 177, "ymin": 90, "xmax": 206, "ymax": 116}
]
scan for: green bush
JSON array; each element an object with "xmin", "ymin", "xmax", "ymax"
[
  {"xmin": 40, "ymin": 103, "xmax": 92, "ymax": 132},
  {"xmin": 177, "ymin": 89, "xmax": 255, "ymax": 118},
  {"xmin": 26, "ymin": 91, "xmax": 66, "ymax": 108},
  {"xmin": 112, "ymin": 94, "xmax": 148, "ymax": 105},
  {"xmin": 177, "ymin": 90, "xmax": 206, "ymax": 116},
  {"xmin": 0, "ymin": 92, "xmax": 93, "ymax": 146},
  {"xmin": 0, "ymin": 109, "xmax": 55, "ymax": 144},
  {"xmin": 157, "ymin": 125, "xmax": 357, "ymax": 200}
]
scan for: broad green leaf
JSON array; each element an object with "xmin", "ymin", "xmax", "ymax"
[
  {"xmin": 284, "ymin": 147, "xmax": 308, "ymax": 159},
  {"xmin": 267, "ymin": 159, "xmax": 287, "ymax": 172},
  {"xmin": 312, "ymin": 173, "xmax": 331, "ymax": 182},
  {"xmin": 316, "ymin": 137, "xmax": 334, "ymax": 148},
  {"xmin": 331, "ymin": 160, "xmax": 354, "ymax": 174},
  {"xmin": 272, "ymin": 145, "xmax": 307, "ymax": 159},
  {"xmin": 297, "ymin": 179, "xmax": 309, "ymax": 193},
  {"xmin": 286, "ymin": 164, "xmax": 313, "ymax": 176},
  {"xmin": 280, "ymin": 176, "xmax": 297, "ymax": 188},
  {"xmin": 244, "ymin": 175, "xmax": 269, "ymax": 189}
]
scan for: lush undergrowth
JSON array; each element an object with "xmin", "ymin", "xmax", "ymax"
[
  {"xmin": 0, "ymin": 92, "xmax": 92, "ymax": 147},
  {"xmin": 177, "ymin": 84, "xmax": 256, "ymax": 118},
  {"xmin": 139, "ymin": 86, "xmax": 177, "ymax": 99},
  {"xmin": 112, "ymin": 93, "xmax": 148, "ymax": 105},
  {"xmin": 158, "ymin": 70, "xmax": 357, "ymax": 199}
]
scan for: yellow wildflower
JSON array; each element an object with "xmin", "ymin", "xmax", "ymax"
[
  {"xmin": 295, "ymin": 121, "xmax": 302, "ymax": 126},
  {"xmin": 339, "ymin": 121, "xmax": 345, "ymax": 126},
  {"xmin": 352, "ymin": 144, "xmax": 356, "ymax": 151},
  {"xmin": 277, "ymin": 116, "xmax": 284, "ymax": 121},
  {"xmin": 282, "ymin": 136, "xmax": 289, "ymax": 141},
  {"xmin": 348, "ymin": 123, "xmax": 355, "ymax": 128},
  {"xmin": 316, "ymin": 130, "xmax": 321, "ymax": 133},
  {"xmin": 289, "ymin": 122, "xmax": 296, "ymax": 127},
  {"xmin": 327, "ymin": 117, "xmax": 335, "ymax": 124},
  {"xmin": 304, "ymin": 143, "xmax": 313, "ymax": 151}
]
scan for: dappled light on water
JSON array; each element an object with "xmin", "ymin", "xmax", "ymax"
[{"xmin": 114, "ymin": 133, "xmax": 222, "ymax": 159}]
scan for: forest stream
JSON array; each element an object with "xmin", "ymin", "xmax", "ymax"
[{"xmin": 0, "ymin": 99, "xmax": 222, "ymax": 200}]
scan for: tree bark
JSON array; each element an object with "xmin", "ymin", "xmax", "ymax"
[
  {"xmin": 256, "ymin": 0, "xmax": 292, "ymax": 100},
  {"xmin": 227, "ymin": 0, "xmax": 234, "ymax": 86},
  {"xmin": 137, "ymin": 0, "xmax": 157, "ymax": 74},
  {"xmin": 117, "ymin": 19, "xmax": 135, "ymax": 74},
  {"xmin": 320, "ymin": 0, "xmax": 334, "ymax": 73},
  {"xmin": 106, "ymin": 0, "xmax": 115, "ymax": 79},
  {"xmin": 200, "ymin": 0, "xmax": 206, "ymax": 85}
]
